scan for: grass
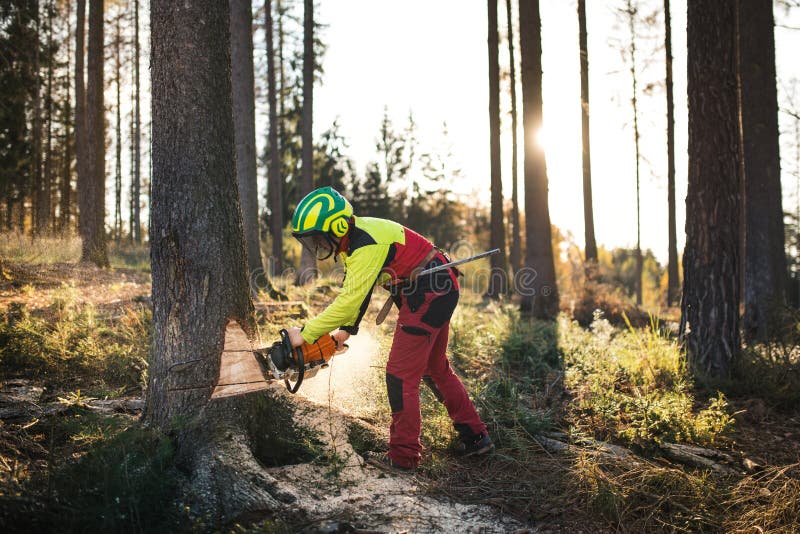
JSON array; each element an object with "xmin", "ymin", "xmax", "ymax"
[
  {"xmin": 0, "ymin": 299, "xmax": 150, "ymax": 394},
  {"xmin": 0, "ymin": 232, "xmax": 150, "ymax": 270},
  {"xmin": 0, "ymin": 406, "xmax": 191, "ymax": 533},
  {"xmin": 3, "ymin": 250, "xmax": 800, "ymax": 532}
]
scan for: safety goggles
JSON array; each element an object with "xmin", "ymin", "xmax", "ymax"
[{"xmin": 294, "ymin": 232, "xmax": 338, "ymax": 261}]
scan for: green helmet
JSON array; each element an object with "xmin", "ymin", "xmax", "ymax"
[{"xmin": 292, "ymin": 187, "xmax": 353, "ymax": 260}]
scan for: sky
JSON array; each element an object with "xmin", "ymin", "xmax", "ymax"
[{"xmin": 312, "ymin": 0, "xmax": 800, "ymax": 263}]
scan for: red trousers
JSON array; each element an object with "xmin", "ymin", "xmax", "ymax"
[{"xmin": 385, "ymin": 256, "xmax": 487, "ymax": 468}]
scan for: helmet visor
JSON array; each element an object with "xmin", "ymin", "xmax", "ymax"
[{"xmin": 296, "ymin": 233, "xmax": 336, "ymax": 261}]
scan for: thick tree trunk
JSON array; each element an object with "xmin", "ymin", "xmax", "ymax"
[
  {"xmin": 683, "ymin": 0, "xmax": 741, "ymax": 379},
  {"xmin": 487, "ymin": 0, "xmax": 508, "ymax": 298},
  {"xmin": 506, "ymin": 0, "xmax": 522, "ymax": 275},
  {"xmin": 518, "ymin": 0, "xmax": 558, "ymax": 319},
  {"xmin": 578, "ymin": 0, "xmax": 597, "ymax": 264},
  {"xmin": 79, "ymin": 0, "xmax": 108, "ymax": 267},
  {"xmin": 739, "ymin": 0, "xmax": 785, "ymax": 342},
  {"xmin": 230, "ymin": 0, "xmax": 272, "ymax": 296},
  {"xmin": 665, "ymin": 0, "xmax": 679, "ymax": 306},
  {"xmin": 145, "ymin": 1, "xmax": 299, "ymax": 521},
  {"xmin": 296, "ymin": 0, "xmax": 316, "ymax": 285},
  {"xmin": 266, "ymin": 0, "xmax": 285, "ymax": 276},
  {"xmin": 147, "ymin": 0, "xmax": 257, "ymax": 428}
]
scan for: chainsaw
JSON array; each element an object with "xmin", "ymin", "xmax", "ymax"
[
  {"xmin": 259, "ymin": 329, "xmax": 348, "ymax": 394},
  {"xmin": 167, "ymin": 329, "xmax": 347, "ymax": 394}
]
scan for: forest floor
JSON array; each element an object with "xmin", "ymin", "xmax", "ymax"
[{"xmin": 1, "ymin": 243, "xmax": 800, "ymax": 532}]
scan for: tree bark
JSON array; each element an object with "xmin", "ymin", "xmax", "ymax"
[
  {"xmin": 80, "ymin": 0, "xmax": 108, "ymax": 267},
  {"xmin": 114, "ymin": 8, "xmax": 122, "ymax": 242},
  {"xmin": 132, "ymin": 0, "xmax": 141, "ymax": 244},
  {"xmin": 60, "ymin": 0, "xmax": 72, "ymax": 234},
  {"xmin": 230, "ymin": 0, "xmax": 271, "ymax": 296},
  {"xmin": 43, "ymin": 0, "xmax": 54, "ymax": 234},
  {"xmin": 147, "ymin": 0, "xmax": 257, "ymax": 429},
  {"xmin": 506, "ymin": 0, "xmax": 522, "ymax": 275},
  {"xmin": 145, "ymin": 1, "xmax": 301, "ymax": 521},
  {"xmin": 665, "ymin": 0, "xmax": 679, "ymax": 306},
  {"xmin": 624, "ymin": 0, "xmax": 643, "ymax": 306},
  {"xmin": 578, "ymin": 0, "xmax": 597, "ymax": 264},
  {"xmin": 682, "ymin": 0, "xmax": 741, "ymax": 379},
  {"xmin": 739, "ymin": 0, "xmax": 786, "ymax": 342},
  {"xmin": 296, "ymin": 0, "xmax": 316, "ymax": 285},
  {"xmin": 75, "ymin": 0, "xmax": 86, "ymax": 242},
  {"xmin": 518, "ymin": 0, "xmax": 558, "ymax": 319},
  {"xmin": 487, "ymin": 0, "xmax": 508, "ymax": 298},
  {"xmin": 32, "ymin": 0, "xmax": 43, "ymax": 236},
  {"xmin": 266, "ymin": 0, "xmax": 284, "ymax": 276}
]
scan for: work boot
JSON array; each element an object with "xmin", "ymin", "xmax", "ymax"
[
  {"xmin": 363, "ymin": 451, "xmax": 415, "ymax": 473},
  {"xmin": 455, "ymin": 432, "xmax": 495, "ymax": 457}
]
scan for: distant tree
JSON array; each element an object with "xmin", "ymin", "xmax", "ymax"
[
  {"xmin": 43, "ymin": 0, "xmax": 54, "ymax": 233},
  {"xmin": 75, "ymin": 0, "xmax": 87, "ymax": 239},
  {"xmin": 296, "ymin": 0, "xmax": 316, "ymax": 284},
  {"xmin": 505, "ymin": 0, "xmax": 522, "ymax": 274},
  {"xmin": 351, "ymin": 110, "xmax": 415, "ymax": 219},
  {"xmin": 266, "ymin": 0, "xmax": 284, "ymax": 275},
  {"xmin": 619, "ymin": 0, "xmax": 644, "ymax": 306},
  {"xmin": 130, "ymin": 0, "xmax": 142, "ymax": 243},
  {"xmin": 32, "ymin": 0, "xmax": 43, "ymax": 235},
  {"xmin": 231, "ymin": 0, "xmax": 278, "ymax": 297},
  {"xmin": 682, "ymin": 0, "xmax": 741, "ymax": 378},
  {"xmin": 114, "ymin": 6, "xmax": 122, "ymax": 242},
  {"xmin": 60, "ymin": 0, "xmax": 72, "ymax": 234},
  {"xmin": 664, "ymin": 0, "xmax": 679, "ymax": 305},
  {"xmin": 80, "ymin": 0, "xmax": 108, "ymax": 267},
  {"xmin": 518, "ymin": 0, "xmax": 558, "ymax": 319},
  {"xmin": 487, "ymin": 0, "xmax": 508, "ymax": 298},
  {"xmin": 578, "ymin": 0, "xmax": 598, "ymax": 265},
  {"xmin": 739, "ymin": 0, "xmax": 786, "ymax": 341}
]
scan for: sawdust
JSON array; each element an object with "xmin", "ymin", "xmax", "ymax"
[
  {"xmin": 276, "ymin": 333, "xmax": 528, "ymax": 533},
  {"xmin": 268, "ymin": 462, "xmax": 527, "ymax": 533},
  {"xmin": 297, "ymin": 328, "xmax": 383, "ymax": 418}
]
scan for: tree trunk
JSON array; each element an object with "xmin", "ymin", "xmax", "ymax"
[
  {"xmin": 506, "ymin": 0, "xmax": 522, "ymax": 275},
  {"xmin": 230, "ymin": 0, "xmax": 273, "ymax": 296},
  {"xmin": 665, "ymin": 0, "xmax": 679, "ymax": 306},
  {"xmin": 60, "ymin": 0, "xmax": 72, "ymax": 234},
  {"xmin": 739, "ymin": 0, "xmax": 785, "ymax": 342},
  {"xmin": 487, "ymin": 0, "xmax": 508, "ymax": 298},
  {"xmin": 75, "ymin": 0, "xmax": 87, "ymax": 240},
  {"xmin": 80, "ymin": 0, "xmax": 109, "ymax": 267},
  {"xmin": 266, "ymin": 0, "xmax": 284, "ymax": 276},
  {"xmin": 146, "ymin": 1, "xmax": 296, "ymax": 521},
  {"xmin": 296, "ymin": 0, "xmax": 316, "ymax": 285},
  {"xmin": 43, "ymin": 0, "xmax": 54, "ymax": 234},
  {"xmin": 114, "ymin": 9, "xmax": 122, "ymax": 242},
  {"xmin": 578, "ymin": 0, "xmax": 597, "ymax": 264},
  {"xmin": 518, "ymin": 0, "xmax": 558, "ymax": 319},
  {"xmin": 682, "ymin": 0, "xmax": 741, "ymax": 379},
  {"xmin": 132, "ymin": 0, "xmax": 141, "ymax": 243},
  {"xmin": 32, "ymin": 0, "xmax": 43, "ymax": 237},
  {"xmin": 624, "ymin": 0, "xmax": 643, "ymax": 306}
]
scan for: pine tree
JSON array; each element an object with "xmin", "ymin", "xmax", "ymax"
[
  {"xmin": 578, "ymin": 0, "xmax": 597, "ymax": 264},
  {"xmin": 682, "ymin": 0, "xmax": 741, "ymax": 378},
  {"xmin": 518, "ymin": 0, "xmax": 558, "ymax": 318}
]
